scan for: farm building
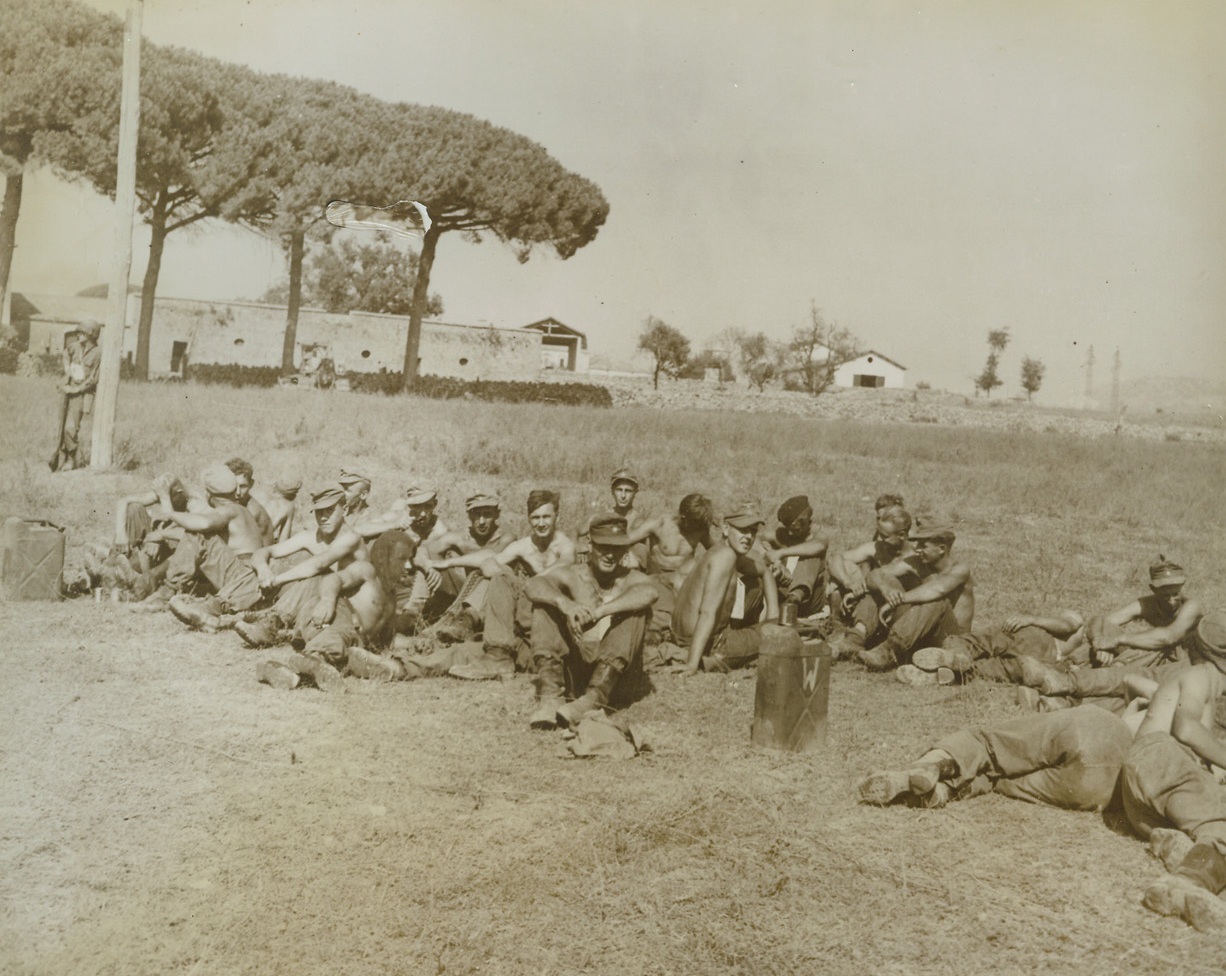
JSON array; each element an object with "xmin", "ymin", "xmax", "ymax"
[
  {"xmin": 833, "ymin": 350, "xmax": 908, "ymax": 389},
  {"xmin": 12, "ymin": 293, "xmax": 588, "ymax": 381}
]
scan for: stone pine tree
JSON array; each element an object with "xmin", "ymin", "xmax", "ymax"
[
  {"xmin": 1020, "ymin": 355, "xmax": 1045, "ymax": 401},
  {"xmin": 638, "ymin": 316, "xmax": 690, "ymax": 389},
  {"xmin": 249, "ymin": 76, "xmax": 408, "ymax": 373},
  {"xmin": 380, "ymin": 103, "xmax": 608, "ymax": 391},
  {"xmin": 974, "ymin": 328, "xmax": 1010, "ymax": 398},
  {"xmin": 40, "ymin": 46, "xmax": 277, "ymax": 377},
  {"xmin": 0, "ymin": 0, "xmax": 121, "ymax": 317}
]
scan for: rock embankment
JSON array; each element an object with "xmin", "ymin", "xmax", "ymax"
[{"xmin": 593, "ymin": 378, "xmax": 1225, "ymax": 444}]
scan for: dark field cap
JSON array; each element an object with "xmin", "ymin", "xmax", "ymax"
[
  {"xmin": 1149, "ymin": 555, "xmax": 1186, "ymax": 587},
  {"xmin": 909, "ymin": 520, "xmax": 955, "ymax": 541},
  {"xmin": 312, "ymin": 486, "xmax": 346, "ymax": 510},
  {"xmin": 1197, "ymin": 611, "xmax": 1226, "ymax": 658},
  {"xmin": 777, "ymin": 495, "xmax": 812, "ymax": 524},
  {"xmin": 611, "ymin": 468, "xmax": 640, "ymax": 489},
  {"xmin": 589, "ymin": 514, "xmax": 631, "ymax": 547},
  {"xmin": 724, "ymin": 504, "xmax": 765, "ymax": 530},
  {"xmin": 405, "ymin": 486, "xmax": 437, "ymax": 506},
  {"xmin": 465, "ymin": 492, "xmax": 500, "ymax": 512}
]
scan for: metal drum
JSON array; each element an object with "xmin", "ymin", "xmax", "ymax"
[{"xmin": 750, "ymin": 623, "xmax": 830, "ymax": 753}]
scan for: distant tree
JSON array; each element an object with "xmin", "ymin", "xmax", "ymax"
[
  {"xmin": 381, "ymin": 103, "xmax": 608, "ymax": 391},
  {"xmin": 677, "ymin": 347, "xmax": 733, "ymax": 382},
  {"xmin": 0, "ymin": 0, "xmax": 121, "ymax": 309},
  {"xmin": 638, "ymin": 316, "xmax": 690, "ymax": 390},
  {"xmin": 1020, "ymin": 355, "xmax": 1045, "ymax": 401},
  {"xmin": 731, "ymin": 329, "xmax": 784, "ymax": 392},
  {"xmin": 783, "ymin": 301, "xmax": 860, "ymax": 396},
  {"xmin": 974, "ymin": 328, "xmax": 1010, "ymax": 397},
  {"xmin": 261, "ymin": 234, "xmax": 443, "ymax": 318}
]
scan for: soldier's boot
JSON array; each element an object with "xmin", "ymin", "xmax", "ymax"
[
  {"xmin": 556, "ymin": 662, "xmax": 623, "ymax": 728},
  {"xmin": 529, "ymin": 658, "xmax": 566, "ymax": 730},
  {"xmin": 433, "ymin": 609, "xmax": 480, "ymax": 645},
  {"xmin": 129, "ymin": 584, "xmax": 175, "ymax": 613},
  {"xmin": 235, "ymin": 613, "xmax": 290, "ymax": 649},
  {"xmin": 1149, "ymin": 828, "xmax": 1195, "ymax": 874},
  {"xmin": 256, "ymin": 660, "xmax": 300, "ymax": 690},
  {"xmin": 1016, "ymin": 655, "xmax": 1076, "ymax": 696},
  {"xmin": 169, "ymin": 594, "xmax": 224, "ymax": 632},
  {"xmin": 449, "ymin": 645, "xmax": 515, "ymax": 680},
  {"xmin": 283, "ymin": 652, "xmax": 345, "ymax": 693},
  {"xmin": 345, "ymin": 646, "xmax": 407, "ymax": 682}
]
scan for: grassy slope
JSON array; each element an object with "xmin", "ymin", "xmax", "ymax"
[{"xmin": 2, "ymin": 375, "xmax": 1225, "ymax": 975}]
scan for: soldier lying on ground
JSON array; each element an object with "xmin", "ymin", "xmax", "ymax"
[
  {"xmin": 858, "ymin": 702, "xmax": 1138, "ymax": 811},
  {"xmin": 1013, "ymin": 556, "xmax": 1203, "ymax": 713},
  {"xmin": 893, "ymin": 608, "xmax": 1087, "ymax": 687},
  {"xmin": 1121, "ymin": 610, "xmax": 1226, "ymax": 932}
]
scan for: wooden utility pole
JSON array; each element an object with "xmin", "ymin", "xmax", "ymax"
[{"xmin": 92, "ymin": 0, "xmax": 143, "ymax": 470}]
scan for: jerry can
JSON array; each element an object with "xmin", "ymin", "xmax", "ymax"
[
  {"xmin": 750, "ymin": 623, "xmax": 830, "ymax": 753},
  {"xmin": 2, "ymin": 517, "xmax": 65, "ymax": 600}
]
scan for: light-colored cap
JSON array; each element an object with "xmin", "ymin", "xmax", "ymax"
[
  {"xmin": 405, "ymin": 486, "xmax": 437, "ymax": 506},
  {"xmin": 724, "ymin": 503, "xmax": 765, "ymax": 529},
  {"xmin": 466, "ymin": 493, "xmax": 500, "ymax": 512},
  {"xmin": 611, "ymin": 468, "xmax": 640, "ymax": 489},
  {"xmin": 202, "ymin": 462, "xmax": 238, "ymax": 496}
]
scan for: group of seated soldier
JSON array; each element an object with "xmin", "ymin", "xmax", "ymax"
[{"xmin": 88, "ymin": 462, "xmax": 1226, "ymax": 931}]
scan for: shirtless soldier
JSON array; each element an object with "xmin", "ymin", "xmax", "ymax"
[
  {"xmin": 235, "ymin": 486, "xmax": 367, "ymax": 647},
  {"xmin": 626, "ymin": 492, "xmax": 720, "ymax": 643},
  {"xmin": 159, "ymin": 464, "xmax": 267, "ymax": 629},
  {"xmin": 670, "ymin": 503, "xmax": 780, "ymax": 675},
  {"xmin": 225, "ymin": 458, "xmax": 274, "ymax": 546},
  {"xmin": 447, "ymin": 489, "xmax": 576, "ymax": 679},
  {"xmin": 1122, "ymin": 610, "xmax": 1226, "ymax": 932},
  {"xmin": 833, "ymin": 520, "xmax": 973, "ymax": 672},
  {"xmin": 522, "ymin": 515, "xmax": 657, "ymax": 729},
  {"xmin": 827, "ymin": 496, "xmax": 912, "ymax": 629},
  {"xmin": 1016, "ymin": 556, "xmax": 1203, "ymax": 710}
]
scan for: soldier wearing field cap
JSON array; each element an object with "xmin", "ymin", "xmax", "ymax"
[
  {"xmin": 761, "ymin": 494, "xmax": 829, "ymax": 619},
  {"xmin": 154, "ymin": 463, "xmax": 267, "ymax": 629},
  {"xmin": 50, "ymin": 318, "xmax": 102, "ymax": 471},
  {"xmin": 1123, "ymin": 610, "xmax": 1226, "ymax": 932},
  {"xmin": 577, "ymin": 467, "xmax": 646, "ymax": 565},
  {"xmin": 1012, "ymin": 555, "xmax": 1203, "ymax": 709},
  {"xmin": 522, "ymin": 514, "xmax": 658, "ymax": 729},
  {"xmin": 338, "ymin": 469, "xmax": 372, "ymax": 518},
  {"xmin": 665, "ymin": 501, "xmax": 780, "ymax": 675},
  {"xmin": 830, "ymin": 518, "xmax": 973, "ymax": 672},
  {"xmin": 421, "ymin": 492, "xmax": 509, "ymax": 642}
]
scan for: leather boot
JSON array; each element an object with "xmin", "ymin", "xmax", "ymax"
[
  {"xmin": 556, "ymin": 662, "xmax": 622, "ymax": 728},
  {"xmin": 529, "ymin": 658, "xmax": 566, "ymax": 730}
]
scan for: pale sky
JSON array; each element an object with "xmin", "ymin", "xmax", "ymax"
[{"xmin": 12, "ymin": 0, "xmax": 1225, "ymax": 400}]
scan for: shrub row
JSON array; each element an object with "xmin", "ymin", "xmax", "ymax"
[
  {"xmin": 0, "ymin": 347, "xmax": 18, "ymax": 375},
  {"xmin": 179, "ymin": 364, "xmax": 613, "ymax": 407},
  {"xmin": 184, "ymin": 363, "xmax": 281, "ymax": 388}
]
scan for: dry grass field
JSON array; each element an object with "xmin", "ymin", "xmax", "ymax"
[{"xmin": 2, "ymin": 374, "xmax": 1225, "ymax": 975}]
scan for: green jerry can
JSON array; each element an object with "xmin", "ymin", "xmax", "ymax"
[
  {"xmin": 2, "ymin": 517, "xmax": 66, "ymax": 601},
  {"xmin": 750, "ymin": 623, "xmax": 830, "ymax": 753}
]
